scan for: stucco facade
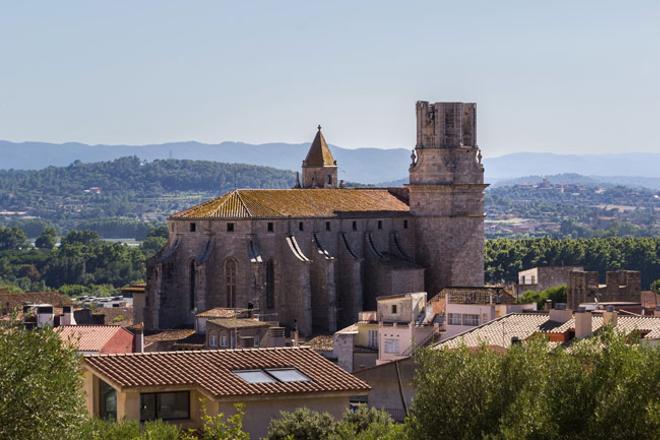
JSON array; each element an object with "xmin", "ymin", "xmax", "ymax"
[{"xmin": 143, "ymin": 101, "xmax": 486, "ymax": 336}]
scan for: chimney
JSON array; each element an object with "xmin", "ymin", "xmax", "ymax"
[
  {"xmin": 132, "ymin": 324, "xmax": 144, "ymax": 353},
  {"xmin": 549, "ymin": 303, "xmax": 572, "ymax": 324},
  {"xmin": 602, "ymin": 305, "xmax": 618, "ymax": 327},
  {"xmin": 543, "ymin": 299, "xmax": 552, "ymax": 311},
  {"xmin": 574, "ymin": 308, "xmax": 593, "ymax": 339},
  {"xmin": 36, "ymin": 305, "xmax": 55, "ymax": 328},
  {"xmin": 74, "ymin": 308, "xmax": 93, "ymax": 324},
  {"xmin": 60, "ymin": 305, "xmax": 76, "ymax": 326}
]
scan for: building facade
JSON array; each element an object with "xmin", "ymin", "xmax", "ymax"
[{"xmin": 143, "ymin": 101, "xmax": 486, "ymax": 335}]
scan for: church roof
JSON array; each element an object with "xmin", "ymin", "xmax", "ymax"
[
  {"xmin": 171, "ymin": 188, "xmax": 409, "ymax": 220},
  {"xmin": 304, "ymin": 126, "xmax": 336, "ymax": 167}
]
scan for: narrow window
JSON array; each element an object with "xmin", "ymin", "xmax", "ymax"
[
  {"xmin": 225, "ymin": 258, "xmax": 237, "ymax": 308},
  {"xmin": 325, "ymin": 221, "xmax": 331, "ymax": 231},
  {"xmin": 352, "ymin": 221, "xmax": 357, "ymax": 231},
  {"xmin": 227, "ymin": 223, "xmax": 235, "ymax": 232},
  {"xmin": 377, "ymin": 220, "xmax": 383, "ymax": 230},
  {"xmin": 189, "ymin": 260, "xmax": 196, "ymax": 310},
  {"xmin": 189, "ymin": 222, "xmax": 196, "ymax": 232},
  {"xmin": 266, "ymin": 260, "xmax": 275, "ymax": 309},
  {"xmin": 267, "ymin": 222, "xmax": 274, "ymax": 232},
  {"xmin": 298, "ymin": 222, "xmax": 304, "ymax": 231},
  {"xmin": 403, "ymin": 219, "xmax": 408, "ymax": 229},
  {"xmin": 99, "ymin": 380, "xmax": 117, "ymax": 421},
  {"xmin": 391, "ymin": 304, "xmax": 397, "ymax": 314},
  {"xmin": 327, "ymin": 175, "xmax": 332, "ymax": 185}
]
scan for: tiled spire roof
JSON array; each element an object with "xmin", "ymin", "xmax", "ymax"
[{"xmin": 304, "ymin": 125, "xmax": 336, "ymax": 167}]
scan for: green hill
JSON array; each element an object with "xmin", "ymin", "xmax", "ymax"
[{"xmin": 0, "ymin": 156, "xmax": 296, "ymax": 234}]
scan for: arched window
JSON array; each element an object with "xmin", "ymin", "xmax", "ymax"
[
  {"xmin": 225, "ymin": 258, "xmax": 237, "ymax": 308},
  {"xmin": 189, "ymin": 260, "xmax": 196, "ymax": 311},
  {"xmin": 266, "ymin": 260, "xmax": 275, "ymax": 309}
]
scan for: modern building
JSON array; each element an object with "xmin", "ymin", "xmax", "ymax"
[
  {"xmin": 82, "ymin": 347, "xmax": 369, "ymax": 439},
  {"xmin": 334, "ymin": 292, "xmax": 441, "ymax": 371},
  {"xmin": 143, "ymin": 101, "xmax": 487, "ymax": 336},
  {"xmin": 435, "ymin": 287, "xmax": 537, "ymax": 340}
]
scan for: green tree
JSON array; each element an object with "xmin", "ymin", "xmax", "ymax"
[
  {"xmin": 265, "ymin": 407, "xmax": 338, "ymax": 440},
  {"xmin": 0, "ymin": 225, "xmax": 28, "ymax": 250},
  {"xmin": 517, "ymin": 285, "xmax": 567, "ymax": 309},
  {"xmin": 0, "ymin": 320, "xmax": 86, "ymax": 440},
  {"xmin": 35, "ymin": 226, "xmax": 58, "ymax": 249},
  {"xmin": 406, "ymin": 330, "xmax": 660, "ymax": 440},
  {"xmin": 333, "ymin": 407, "xmax": 400, "ymax": 440}
]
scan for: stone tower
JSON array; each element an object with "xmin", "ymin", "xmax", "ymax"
[
  {"xmin": 302, "ymin": 125, "xmax": 338, "ymax": 188},
  {"xmin": 408, "ymin": 101, "xmax": 487, "ymax": 295}
]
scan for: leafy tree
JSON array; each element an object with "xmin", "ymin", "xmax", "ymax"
[
  {"xmin": 193, "ymin": 404, "xmax": 249, "ymax": 440},
  {"xmin": 333, "ymin": 407, "xmax": 400, "ymax": 440},
  {"xmin": 518, "ymin": 285, "xmax": 567, "ymax": 309},
  {"xmin": 0, "ymin": 319, "xmax": 86, "ymax": 440},
  {"xmin": 406, "ymin": 330, "xmax": 660, "ymax": 440},
  {"xmin": 265, "ymin": 407, "xmax": 338, "ymax": 440},
  {"xmin": 35, "ymin": 226, "xmax": 58, "ymax": 249},
  {"xmin": 79, "ymin": 418, "xmax": 181, "ymax": 440},
  {"xmin": 0, "ymin": 225, "xmax": 28, "ymax": 250}
]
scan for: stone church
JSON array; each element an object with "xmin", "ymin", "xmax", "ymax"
[{"xmin": 144, "ymin": 101, "xmax": 487, "ymax": 335}]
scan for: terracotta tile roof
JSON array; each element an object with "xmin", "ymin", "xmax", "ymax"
[
  {"xmin": 144, "ymin": 329, "xmax": 197, "ymax": 343},
  {"xmin": 437, "ymin": 312, "xmax": 660, "ymax": 350},
  {"xmin": 195, "ymin": 308, "xmax": 244, "ymax": 319},
  {"xmin": 170, "ymin": 188, "xmax": 410, "ymax": 220},
  {"xmin": 83, "ymin": 347, "xmax": 369, "ymax": 398},
  {"xmin": 305, "ymin": 335, "xmax": 334, "ymax": 352},
  {"xmin": 304, "ymin": 127, "xmax": 335, "ymax": 167},
  {"xmin": 208, "ymin": 318, "xmax": 271, "ymax": 330},
  {"xmin": 56, "ymin": 325, "xmax": 130, "ymax": 352}
]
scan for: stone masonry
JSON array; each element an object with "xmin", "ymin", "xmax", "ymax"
[{"xmin": 143, "ymin": 100, "xmax": 487, "ymax": 336}]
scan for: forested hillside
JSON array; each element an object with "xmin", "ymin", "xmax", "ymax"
[
  {"xmin": 0, "ymin": 157, "xmax": 657, "ymax": 239},
  {"xmin": 0, "ymin": 157, "xmax": 295, "ymax": 233}
]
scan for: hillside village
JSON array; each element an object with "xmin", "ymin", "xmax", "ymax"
[{"xmin": 2, "ymin": 101, "xmax": 659, "ymax": 439}]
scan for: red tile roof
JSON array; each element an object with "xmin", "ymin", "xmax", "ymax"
[
  {"xmin": 437, "ymin": 312, "xmax": 660, "ymax": 349},
  {"xmin": 84, "ymin": 347, "xmax": 369, "ymax": 398},
  {"xmin": 57, "ymin": 325, "xmax": 131, "ymax": 352},
  {"xmin": 170, "ymin": 189, "xmax": 410, "ymax": 220}
]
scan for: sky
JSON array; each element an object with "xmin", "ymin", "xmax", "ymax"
[{"xmin": 0, "ymin": 1, "xmax": 658, "ymax": 156}]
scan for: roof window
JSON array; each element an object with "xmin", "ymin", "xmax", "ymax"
[
  {"xmin": 233, "ymin": 370, "xmax": 276, "ymax": 384},
  {"xmin": 233, "ymin": 367, "xmax": 310, "ymax": 384},
  {"xmin": 266, "ymin": 368, "xmax": 310, "ymax": 383}
]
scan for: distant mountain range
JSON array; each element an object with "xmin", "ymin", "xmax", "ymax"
[{"xmin": 1, "ymin": 140, "xmax": 658, "ymax": 186}]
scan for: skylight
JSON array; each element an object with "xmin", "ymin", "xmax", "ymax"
[
  {"xmin": 233, "ymin": 367, "xmax": 310, "ymax": 384},
  {"xmin": 266, "ymin": 368, "xmax": 310, "ymax": 383},
  {"xmin": 233, "ymin": 370, "xmax": 276, "ymax": 384}
]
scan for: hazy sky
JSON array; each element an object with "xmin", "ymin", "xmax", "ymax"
[{"xmin": 1, "ymin": 1, "xmax": 658, "ymax": 156}]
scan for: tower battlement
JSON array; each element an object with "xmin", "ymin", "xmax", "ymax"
[{"xmin": 416, "ymin": 101, "xmax": 477, "ymax": 149}]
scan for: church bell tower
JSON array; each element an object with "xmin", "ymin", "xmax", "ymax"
[
  {"xmin": 301, "ymin": 125, "xmax": 338, "ymax": 188},
  {"xmin": 408, "ymin": 101, "xmax": 487, "ymax": 295}
]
